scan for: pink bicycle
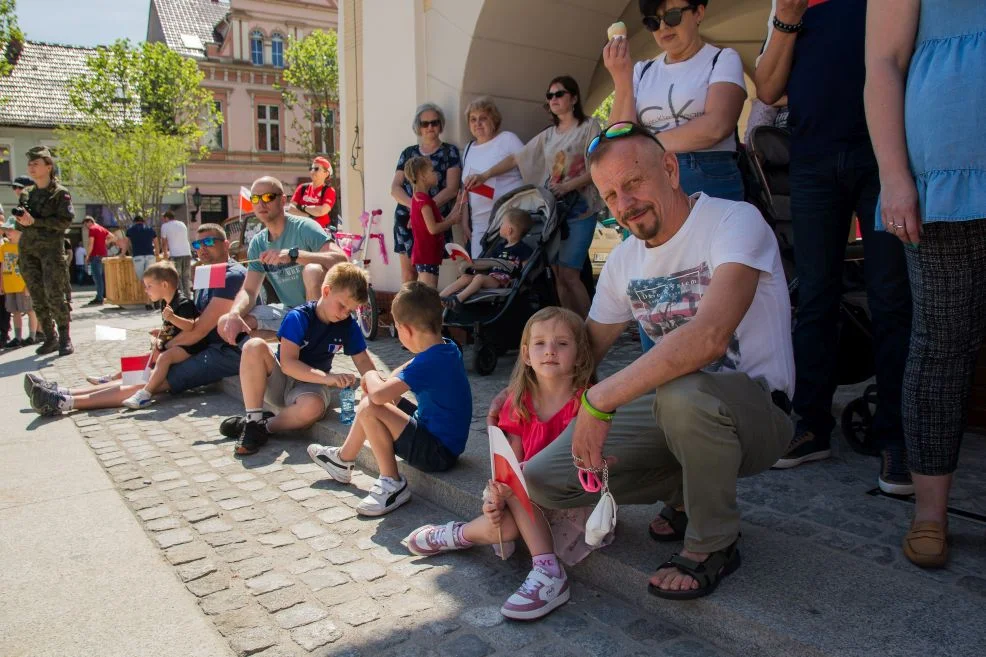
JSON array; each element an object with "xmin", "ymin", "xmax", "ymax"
[{"xmin": 332, "ymin": 209, "xmax": 391, "ymax": 340}]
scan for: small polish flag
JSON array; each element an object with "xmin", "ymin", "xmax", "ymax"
[
  {"xmin": 94, "ymin": 324, "xmax": 127, "ymax": 341},
  {"xmin": 488, "ymin": 426, "xmax": 536, "ymax": 522},
  {"xmin": 193, "ymin": 263, "xmax": 227, "ymax": 290},
  {"xmin": 121, "ymin": 353, "xmax": 152, "ymax": 386},
  {"xmin": 445, "ymin": 243, "xmax": 472, "ymax": 263},
  {"xmin": 469, "ymin": 183, "xmax": 495, "ymax": 200},
  {"xmin": 239, "ymin": 186, "xmax": 254, "ymax": 213}
]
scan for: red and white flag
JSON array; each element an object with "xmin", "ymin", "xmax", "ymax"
[
  {"xmin": 445, "ymin": 243, "xmax": 472, "ymax": 263},
  {"xmin": 469, "ymin": 183, "xmax": 495, "ymax": 200},
  {"xmin": 121, "ymin": 353, "xmax": 152, "ymax": 386},
  {"xmin": 193, "ymin": 263, "xmax": 227, "ymax": 290},
  {"xmin": 488, "ymin": 426, "xmax": 536, "ymax": 522},
  {"xmin": 239, "ymin": 186, "xmax": 254, "ymax": 213}
]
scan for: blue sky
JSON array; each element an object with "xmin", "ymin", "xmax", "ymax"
[{"xmin": 18, "ymin": 0, "xmax": 151, "ymax": 47}]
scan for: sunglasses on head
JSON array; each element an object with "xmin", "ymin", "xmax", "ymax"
[
  {"xmin": 419, "ymin": 119, "xmax": 441, "ymax": 128},
  {"xmin": 642, "ymin": 6, "xmax": 696, "ymax": 31},
  {"xmin": 545, "ymin": 90, "xmax": 570, "ymax": 101},
  {"xmin": 585, "ymin": 121, "xmax": 664, "ymax": 159},
  {"xmin": 250, "ymin": 192, "xmax": 282, "ymax": 204},
  {"xmin": 191, "ymin": 237, "xmax": 219, "ymax": 250}
]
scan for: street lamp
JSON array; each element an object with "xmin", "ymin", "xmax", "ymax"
[{"xmin": 191, "ymin": 187, "xmax": 202, "ymax": 221}]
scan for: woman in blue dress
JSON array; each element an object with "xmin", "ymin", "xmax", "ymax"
[{"xmin": 865, "ymin": 0, "xmax": 986, "ymax": 569}]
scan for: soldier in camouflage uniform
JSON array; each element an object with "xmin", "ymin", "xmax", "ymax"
[{"xmin": 15, "ymin": 147, "xmax": 75, "ymax": 356}]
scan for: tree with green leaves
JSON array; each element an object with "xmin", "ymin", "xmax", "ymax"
[
  {"xmin": 276, "ymin": 29, "xmax": 340, "ymax": 166},
  {"xmin": 0, "ymin": 0, "xmax": 24, "ymax": 99},
  {"xmin": 57, "ymin": 39, "xmax": 221, "ymax": 225},
  {"xmin": 593, "ymin": 91, "xmax": 615, "ymax": 126}
]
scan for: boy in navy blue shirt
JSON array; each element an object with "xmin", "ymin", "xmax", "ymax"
[
  {"xmin": 228, "ymin": 263, "xmax": 377, "ymax": 456},
  {"xmin": 308, "ymin": 281, "xmax": 472, "ymax": 516}
]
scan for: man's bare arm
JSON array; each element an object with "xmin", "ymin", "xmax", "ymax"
[
  {"xmin": 230, "ymin": 270, "xmax": 266, "ymax": 317},
  {"xmin": 166, "ymin": 297, "xmax": 233, "ymax": 347}
]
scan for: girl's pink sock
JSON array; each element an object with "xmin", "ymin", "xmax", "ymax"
[
  {"xmin": 453, "ymin": 522, "xmax": 473, "ymax": 548},
  {"xmin": 532, "ymin": 552, "xmax": 562, "ymax": 578}
]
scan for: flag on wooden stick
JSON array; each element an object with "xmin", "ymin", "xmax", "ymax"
[
  {"xmin": 488, "ymin": 426, "xmax": 536, "ymax": 522},
  {"xmin": 193, "ymin": 263, "xmax": 227, "ymax": 290},
  {"xmin": 121, "ymin": 353, "xmax": 152, "ymax": 386}
]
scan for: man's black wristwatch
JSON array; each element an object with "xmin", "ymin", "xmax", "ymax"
[
  {"xmin": 773, "ymin": 15, "xmax": 803, "ymax": 33},
  {"xmin": 288, "ymin": 247, "xmax": 299, "ymax": 263}
]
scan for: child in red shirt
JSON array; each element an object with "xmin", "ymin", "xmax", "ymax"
[
  {"xmin": 404, "ymin": 307, "xmax": 609, "ymax": 621},
  {"xmin": 402, "ymin": 156, "xmax": 464, "ymax": 288}
]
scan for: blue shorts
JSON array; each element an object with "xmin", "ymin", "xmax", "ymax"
[
  {"xmin": 676, "ymin": 151, "xmax": 745, "ymax": 202},
  {"xmin": 166, "ymin": 342, "xmax": 242, "ymax": 394},
  {"xmin": 414, "ymin": 263, "xmax": 440, "ymax": 275},
  {"xmin": 393, "ymin": 398, "xmax": 457, "ymax": 472},
  {"xmin": 555, "ymin": 215, "xmax": 596, "ymax": 270}
]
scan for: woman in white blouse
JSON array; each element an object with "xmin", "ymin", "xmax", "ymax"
[{"xmin": 604, "ymin": 0, "xmax": 747, "ymax": 202}]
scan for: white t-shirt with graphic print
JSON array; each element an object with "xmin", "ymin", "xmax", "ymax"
[
  {"xmin": 590, "ymin": 193, "xmax": 794, "ymax": 398},
  {"xmin": 632, "ymin": 43, "xmax": 746, "ymax": 153}
]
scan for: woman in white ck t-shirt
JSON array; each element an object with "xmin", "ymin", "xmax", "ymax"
[
  {"xmin": 459, "ymin": 97, "xmax": 524, "ymax": 257},
  {"xmin": 604, "ymin": 0, "xmax": 747, "ymax": 203}
]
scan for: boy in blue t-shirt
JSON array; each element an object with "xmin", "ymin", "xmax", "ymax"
[
  {"xmin": 308, "ymin": 282, "xmax": 472, "ymax": 516},
  {"xmin": 229, "ymin": 263, "xmax": 377, "ymax": 456}
]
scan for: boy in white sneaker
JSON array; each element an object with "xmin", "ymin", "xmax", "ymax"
[{"xmin": 308, "ymin": 282, "xmax": 472, "ymax": 516}]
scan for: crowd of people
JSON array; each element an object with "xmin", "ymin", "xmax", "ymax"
[{"xmin": 6, "ymin": 0, "xmax": 985, "ymax": 621}]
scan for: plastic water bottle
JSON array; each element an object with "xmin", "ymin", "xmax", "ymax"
[{"xmin": 339, "ymin": 386, "xmax": 356, "ymax": 425}]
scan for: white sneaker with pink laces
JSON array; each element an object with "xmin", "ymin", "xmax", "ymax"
[
  {"xmin": 500, "ymin": 566, "xmax": 570, "ymax": 620},
  {"xmin": 405, "ymin": 521, "xmax": 468, "ymax": 557}
]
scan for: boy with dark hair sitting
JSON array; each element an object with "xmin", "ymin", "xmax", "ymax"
[
  {"xmin": 225, "ymin": 263, "xmax": 378, "ymax": 456},
  {"xmin": 308, "ymin": 281, "xmax": 472, "ymax": 516}
]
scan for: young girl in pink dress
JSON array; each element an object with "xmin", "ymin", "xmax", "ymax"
[{"xmin": 404, "ymin": 306, "xmax": 611, "ymax": 620}]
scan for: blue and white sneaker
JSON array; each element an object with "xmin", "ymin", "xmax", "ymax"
[{"xmin": 122, "ymin": 389, "xmax": 153, "ymax": 410}]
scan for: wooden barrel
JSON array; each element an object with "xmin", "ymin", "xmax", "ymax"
[{"xmin": 104, "ymin": 256, "xmax": 149, "ymax": 306}]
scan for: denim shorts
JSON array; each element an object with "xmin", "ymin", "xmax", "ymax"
[
  {"xmin": 250, "ymin": 304, "xmax": 288, "ymax": 333},
  {"xmin": 555, "ymin": 215, "xmax": 596, "ymax": 270},
  {"xmin": 676, "ymin": 151, "xmax": 745, "ymax": 202},
  {"xmin": 393, "ymin": 398, "xmax": 457, "ymax": 472},
  {"xmin": 166, "ymin": 342, "xmax": 242, "ymax": 394}
]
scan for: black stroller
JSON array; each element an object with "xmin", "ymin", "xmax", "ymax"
[
  {"xmin": 743, "ymin": 126, "xmax": 879, "ymax": 455},
  {"xmin": 443, "ymin": 185, "xmax": 562, "ymax": 375}
]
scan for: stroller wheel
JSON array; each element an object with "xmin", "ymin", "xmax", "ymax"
[
  {"xmin": 472, "ymin": 341, "xmax": 498, "ymax": 376},
  {"xmin": 840, "ymin": 396, "xmax": 879, "ymax": 457}
]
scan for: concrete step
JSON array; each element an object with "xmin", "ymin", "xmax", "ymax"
[{"xmin": 221, "ymin": 376, "xmax": 986, "ymax": 657}]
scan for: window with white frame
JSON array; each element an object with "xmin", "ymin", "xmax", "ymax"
[
  {"xmin": 250, "ymin": 30, "xmax": 264, "ymax": 65},
  {"xmin": 207, "ymin": 100, "xmax": 224, "ymax": 150},
  {"xmin": 313, "ymin": 109, "xmax": 335, "ymax": 155},
  {"xmin": 257, "ymin": 104, "xmax": 280, "ymax": 151},
  {"xmin": 271, "ymin": 33, "xmax": 284, "ymax": 68},
  {"xmin": 0, "ymin": 144, "xmax": 11, "ymax": 183}
]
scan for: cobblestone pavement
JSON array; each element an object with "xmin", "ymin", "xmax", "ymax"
[{"xmin": 19, "ymin": 296, "xmax": 736, "ymax": 657}]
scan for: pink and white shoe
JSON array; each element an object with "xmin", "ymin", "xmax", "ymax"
[
  {"xmin": 405, "ymin": 521, "xmax": 468, "ymax": 557},
  {"xmin": 500, "ymin": 567, "xmax": 570, "ymax": 620}
]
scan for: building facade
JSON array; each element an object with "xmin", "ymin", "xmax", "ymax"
[{"xmin": 147, "ymin": 0, "xmax": 340, "ymax": 227}]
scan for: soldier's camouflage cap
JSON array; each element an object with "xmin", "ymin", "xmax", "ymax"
[{"xmin": 26, "ymin": 146, "xmax": 53, "ymax": 161}]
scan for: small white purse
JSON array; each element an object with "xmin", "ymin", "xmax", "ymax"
[{"xmin": 584, "ymin": 466, "xmax": 617, "ymax": 547}]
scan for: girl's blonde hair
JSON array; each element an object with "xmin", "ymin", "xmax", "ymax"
[
  {"xmin": 506, "ymin": 306, "xmax": 593, "ymax": 423},
  {"xmin": 403, "ymin": 155, "xmax": 433, "ymax": 189}
]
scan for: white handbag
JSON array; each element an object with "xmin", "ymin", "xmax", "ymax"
[{"xmin": 584, "ymin": 467, "xmax": 617, "ymax": 547}]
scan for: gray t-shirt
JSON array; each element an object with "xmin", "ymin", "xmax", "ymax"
[{"xmin": 247, "ymin": 216, "xmax": 330, "ymax": 308}]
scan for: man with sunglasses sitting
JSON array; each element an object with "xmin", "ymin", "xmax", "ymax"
[
  {"xmin": 217, "ymin": 176, "xmax": 347, "ymax": 344},
  {"xmin": 521, "ymin": 122, "xmax": 794, "ymax": 600}
]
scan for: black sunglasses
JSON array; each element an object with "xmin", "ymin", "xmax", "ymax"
[
  {"xmin": 310, "ymin": 166, "xmax": 325, "ymax": 172},
  {"xmin": 545, "ymin": 90, "xmax": 570, "ymax": 101},
  {"xmin": 585, "ymin": 121, "xmax": 664, "ymax": 160},
  {"xmin": 642, "ymin": 6, "xmax": 696, "ymax": 31},
  {"xmin": 191, "ymin": 237, "xmax": 219, "ymax": 250},
  {"xmin": 250, "ymin": 192, "xmax": 282, "ymax": 204},
  {"xmin": 419, "ymin": 119, "xmax": 441, "ymax": 128}
]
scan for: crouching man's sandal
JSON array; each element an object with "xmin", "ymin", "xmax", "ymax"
[{"xmin": 648, "ymin": 538, "xmax": 741, "ymax": 600}]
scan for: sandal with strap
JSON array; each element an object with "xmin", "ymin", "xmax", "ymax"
[
  {"xmin": 902, "ymin": 520, "xmax": 948, "ymax": 569},
  {"xmin": 647, "ymin": 539, "xmax": 741, "ymax": 601},
  {"xmin": 648, "ymin": 505, "xmax": 688, "ymax": 543}
]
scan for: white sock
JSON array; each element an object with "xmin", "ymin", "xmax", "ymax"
[
  {"xmin": 246, "ymin": 409, "xmax": 265, "ymax": 422},
  {"xmin": 57, "ymin": 386, "xmax": 70, "ymax": 396},
  {"xmin": 532, "ymin": 553, "xmax": 562, "ymax": 578},
  {"xmin": 59, "ymin": 395, "xmax": 74, "ymax": 412}
]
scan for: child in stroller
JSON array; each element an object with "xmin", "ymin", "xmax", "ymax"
[{"xmin": 440, "ymin": 208, "xmax": 534, "ymax": 312}]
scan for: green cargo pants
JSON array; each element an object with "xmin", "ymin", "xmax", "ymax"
[
  {"xmin": 19, "ymin": 232, "xmax": 71, "ymax": 334},
  {"xmin": 524, "ymin": 370, "xmax": 793, "ymax": 553}
]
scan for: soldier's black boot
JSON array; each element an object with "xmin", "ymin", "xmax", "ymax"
[
  {"xmin": 58, "ymin": 327, "xmax": 74, "ymax": 356},
  {"xmin": 35, "ymin": 333, "xmax": 59, "ymax": 355}
]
